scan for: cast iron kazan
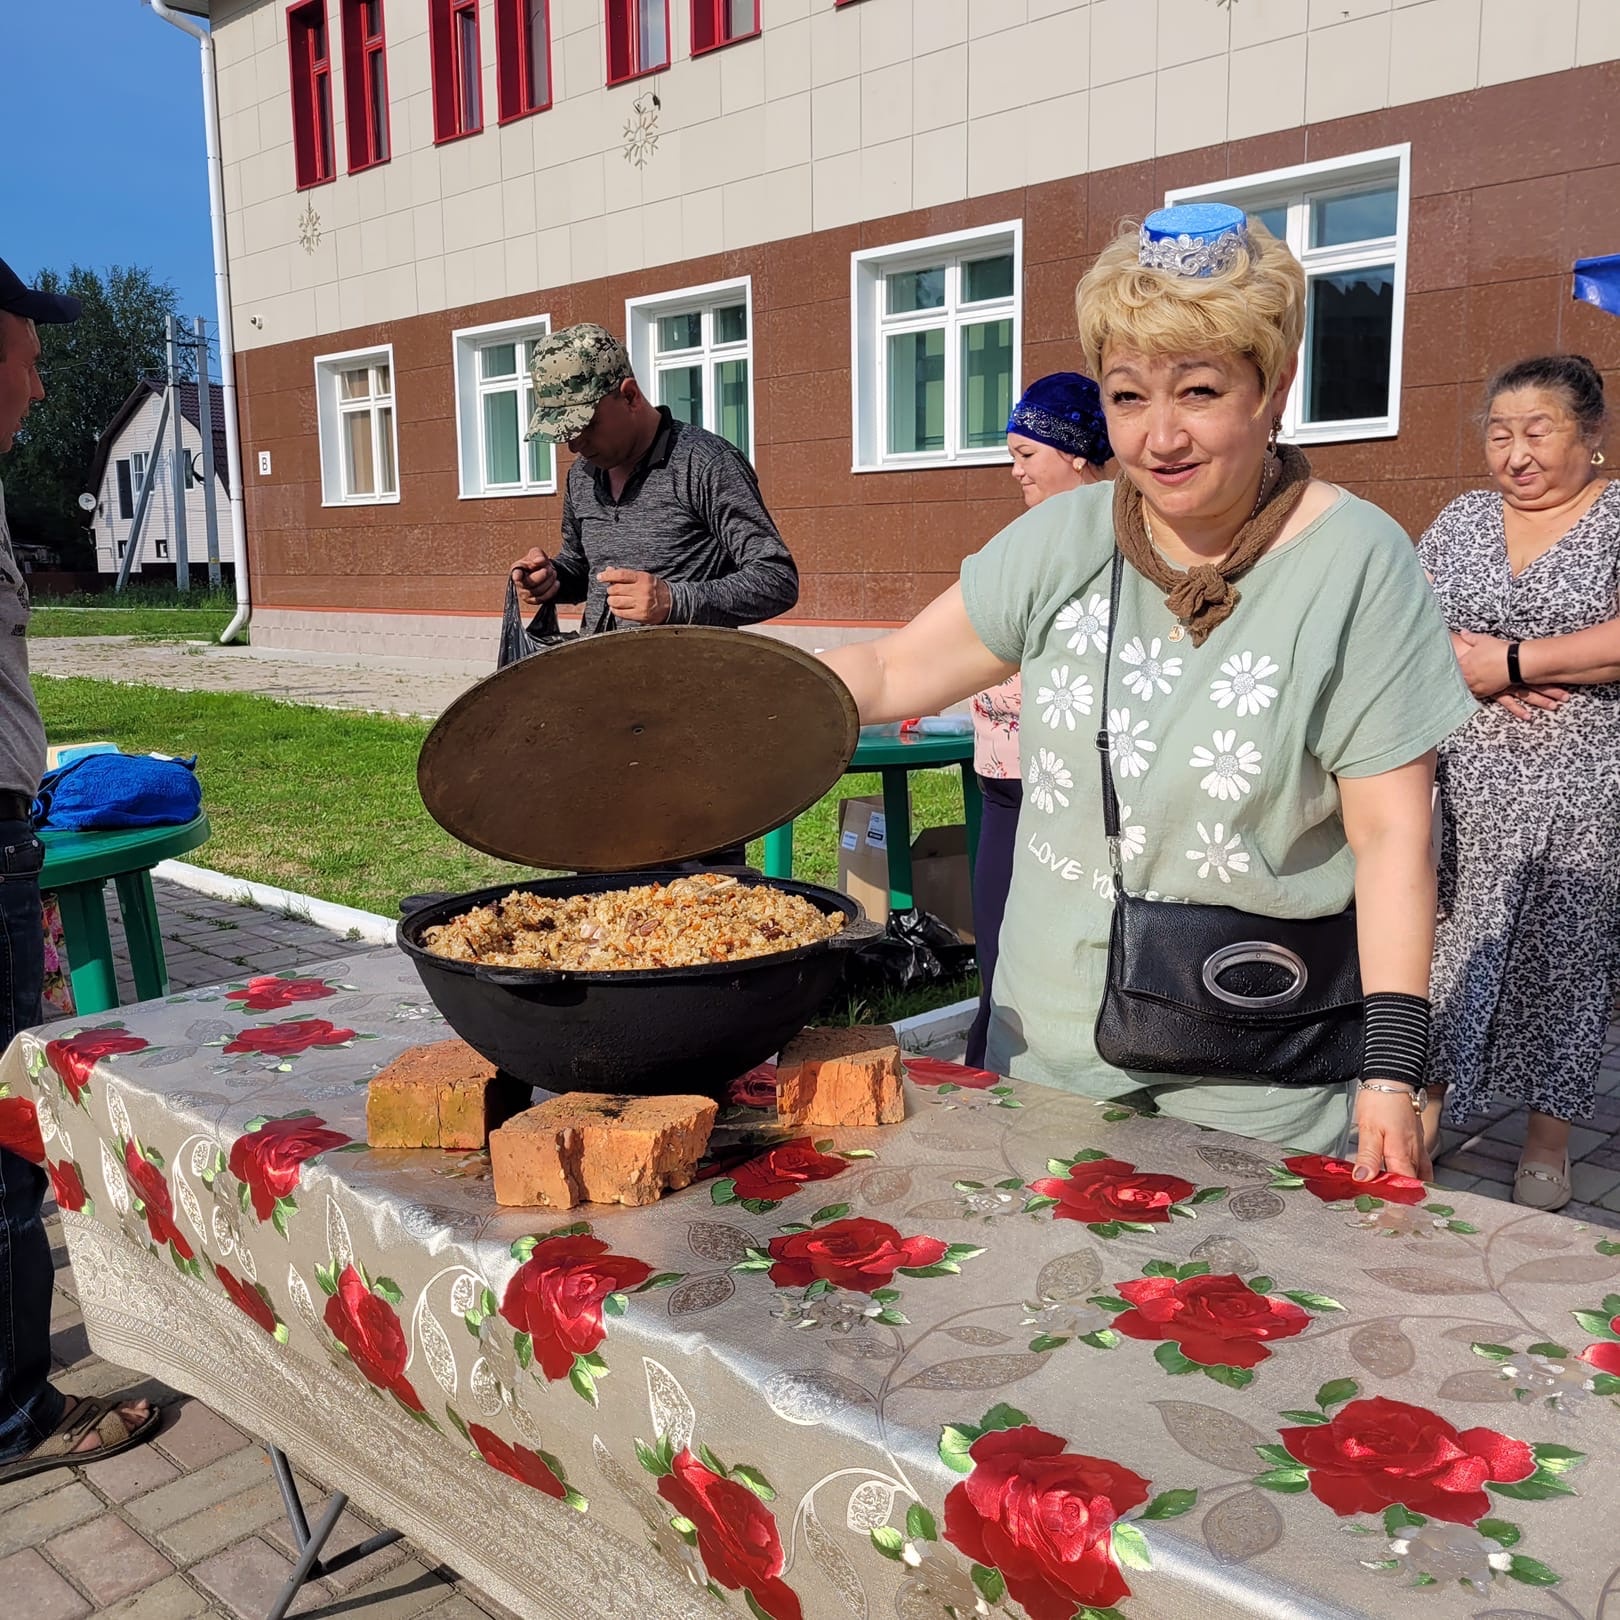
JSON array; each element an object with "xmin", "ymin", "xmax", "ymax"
[{"xmin": 396, "ymin": 871, "xmax": 880, "ymax": 1098}]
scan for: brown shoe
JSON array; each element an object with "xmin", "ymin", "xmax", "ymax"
[{"xmin": 0, "ymin": 1395, "xmax": 161, "ymax": 1485}]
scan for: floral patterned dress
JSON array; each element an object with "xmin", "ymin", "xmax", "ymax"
[{"xmin": 1419, "ymin": 479, "xmax": 1620, "ymax": 1123}]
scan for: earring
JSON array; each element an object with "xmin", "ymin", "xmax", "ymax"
[
  {"xmin": 1267, "ymin": 418, "xmax": 1281, "ymax": 455},
  {"xmin": 1594, "ymin": 450, "xmax": 1607, "ymax": 467}
]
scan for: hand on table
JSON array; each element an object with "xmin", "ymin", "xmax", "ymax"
[
  {"xmin": 511, "ymin": 548, "xmax": 559, "ymax": 607},
  {"xmin": 1352, "ymin": 1085, "xmax": 1433, "ymax": 1184},
  {"xmin": 599, "ymin": 568, "xmax": 671, "ymax": 624},
  {"xmin": 1451, "ymin": 630, "xmax": 1568, "ymax": 719}
]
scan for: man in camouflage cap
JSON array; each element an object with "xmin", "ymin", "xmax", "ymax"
[{"xmin": 510, "ymin": 321, "xmax": 797, "ymax": 634}]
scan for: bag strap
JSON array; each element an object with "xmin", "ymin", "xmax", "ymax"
[{"xmin": 1093, "ymin": 547, "xmax": 1126, "ymax": 872}]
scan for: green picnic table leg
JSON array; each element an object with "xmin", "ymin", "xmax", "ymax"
[
  {"xmin": 114, "ymin": 870, "xmax": 170, "ymax": 1003},
  {"xmin": 960, "ymin": 762, "xmax": 983, "ymax": 876},
  {"xmin": 761, "ymin": 822, "xmax": 794, "ymax": 880},
  {"xmin": 53, "ymin": 879, "xmax": 120, "ymax": 1015},
  {"xmin": 881, "ymin": 767, "xmax": 915, "ymax": 913}
]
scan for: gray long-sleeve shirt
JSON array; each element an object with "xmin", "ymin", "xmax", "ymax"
[
  {"xmin": 546, "ymin": 409, "xmax": 798, "ymax": 634},
  {"xmin": 0, "ymin": 477, "xmax": 46, "ymax": 797}
]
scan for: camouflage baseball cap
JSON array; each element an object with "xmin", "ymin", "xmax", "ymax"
[{"xmin": 524, "ymin": 323, "xmax": 634, "ymax": 442}]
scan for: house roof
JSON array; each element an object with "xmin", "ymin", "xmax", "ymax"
[{"xmin": 89, "ymin": 379, "xmax": 231, "ymax": 498}]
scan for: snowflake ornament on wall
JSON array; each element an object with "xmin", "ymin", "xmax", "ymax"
[
  {"xmin": 623, "ymin": 92, "xmax": 661, "ymax": 170},
  {"xmin": 297, "ymin": 199, "xmax": 322, "ymax": 255}
]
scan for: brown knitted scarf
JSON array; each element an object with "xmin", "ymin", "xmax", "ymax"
[{"xmin": 1113, "ymin": 442, "xmax": 1315, "ymax": 646}]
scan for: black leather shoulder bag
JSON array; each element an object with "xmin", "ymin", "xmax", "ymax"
[{"xmin": 1091, "ymin": 547, "xmax": 1364, "ymax": 1085}]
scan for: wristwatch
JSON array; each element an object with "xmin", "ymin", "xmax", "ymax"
[{"xmin": 1356, "ymin": 1078, "xmax": 1425, "ymax": 1114}]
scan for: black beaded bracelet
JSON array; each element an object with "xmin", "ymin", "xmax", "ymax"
[{"xmin": 1361, "ymin": 991, "xmax": 1431, "ymax": 1090}]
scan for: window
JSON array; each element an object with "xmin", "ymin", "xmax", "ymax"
[
  {"xmin": 851, "ymin": 223, "xmax": 1021, "ymax": 471},
  {"xmin": 691, "ymin": 0, "xmax": 757, "ymax": 55},
  {"xmin": 156, "ymin": 537, "xmax": 171, "ymax": 560},
  {"xmin": 314, "ymin": 347, "xmax": 399, "ymax": 504},
  {"xmin": 605, "ymin": 0, "xmax": 669, "ymax": 85},
  {"xmin": 287, "ymin": 1, "xmax": 336, "ymax": 188},
  {"xmin": 1167, "ymin": 145, "xmax": 1410, "ymax": 443},
  {"xmin": 452, "ymin": 318, "xmax": 558, "ymax": 498},
  {"xmin": 116, "ymin": 459, "xmax": 134, "ymax": 520},
  {"xmin": 341, "ymin": 0, "xmax": 390, "ymax": 171},
  {"xmin": 626, "ymin": 281, "xmax": 753, "ymax": 457},
  {"xmin": 430, "ymin": 0, "xmax": 483, "ymax": 143},
  {"xmin": 496, "ymin": 0, "xmax": 552, "ymax": 121},
  {"xmin": 130, "ymin": 451, "xmax": 151, "ymax": 504}
]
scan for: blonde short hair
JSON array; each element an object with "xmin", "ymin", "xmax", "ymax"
[{"xmin": 1075, "ymin": 217, "xmax": 1306, "ymax": 400}]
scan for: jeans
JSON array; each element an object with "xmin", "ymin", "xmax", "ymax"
[
  {"xmin": 964, "ymin": 775, "xmax": 1022, "ymax": 1070},
  {"xmin": 0, "ymin": 820, "xmax": 57, "ymax": 1462}
]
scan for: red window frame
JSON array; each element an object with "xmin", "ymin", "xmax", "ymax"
[
  {"xmin": 341, "ymin": 0, "xmax": 391, "ymax": 172},
  {"xmin": 430, "ymin": 0, "xmax": 484, "ymax": 144},
  {"xmin": 605, "ymin": 0, "xmax": 670, "ymax": 87},
  {"xmin": 287, "ymin": 1, "xmax": 336, "ymax": 189},
  {"xmin": 690, "ymin": 0, "xmax": 758, "ymax": 55},
  {"xmin": 495, "ymin": 0, "xmax": 553, "ymax": 122}
]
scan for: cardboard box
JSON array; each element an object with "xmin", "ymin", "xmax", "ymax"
[{"xmin": 836, "ymin": 796, "xmax": 975, "ymax": 943}]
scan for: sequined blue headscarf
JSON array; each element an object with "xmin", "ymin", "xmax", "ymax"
[{"xmin": 1005, "ymin": 372, "xmax": 1112, "ymax": 467}]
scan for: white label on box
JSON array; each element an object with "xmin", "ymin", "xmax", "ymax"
[
  {"xmin": 840, "ymin": 829, "xmax": 858, "ymax": 850},
  {"xmin": 865, "ymin": 812, "xmax": 887, "ymax": 849}
]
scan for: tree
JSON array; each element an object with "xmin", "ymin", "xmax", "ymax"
[{"xmin": 3, "ymin": 264, "xmax": 188, "ymax": 565}]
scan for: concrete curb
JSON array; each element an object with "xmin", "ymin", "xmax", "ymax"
[{"xmin": 152, "ymin": 859, "xmax": 399, "ymax": 946}]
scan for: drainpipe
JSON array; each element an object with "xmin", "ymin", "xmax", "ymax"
[{"xmin": 148, "ymin": 0, "xmax": 251, "ymax": 644}]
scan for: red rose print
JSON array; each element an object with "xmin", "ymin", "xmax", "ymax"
[
  {"xmin": 218, "ymin": 1266, "xmax": 278, "ymax": 1336},
  {"xmin": 1280, "ymin": 1396, "xmax": 1534, "ymax": 1524},
  {"xmin": 1282, "ymin": 1154, "xmax": 1427, "ymax": 1206},
  {"xmin": 1029, "ymin": 1158, "xmax": 1195, "ymax": 1226},
  {"xmin": 223, "ymin": 1019, "xmax": 356, "ymax": 1058},
  {"xmin": 727, "ymin": 1064, "xmax": 778, "ymax": 1109},
  {"xmin": 323, "ymin": 1264, "xmax": 423, "ymax": 1411},
  {"xmin": 469, "ymin": 1424, "xmax": 567, "ymax": 1500},
  {"xmin": 728, "ymin": 1139, "xmax": 848, "ymax": 1203},
  {"xmin": 657, "ymin": 1450, "xmax": 802, "ymax": 1620},
  {"xmin": 47, "ymin": 1158, "xmax": 88, "ymax": 1213},
  {"xmin": 1114, "ymin": 1273, "xmax": 1311, "ymax": 1369},
  {"xmin": 904, "ymin": 1056, "xmax": 1000, "ymax": 1090},
  {"xmin": 122, "ymin": 1141, "xmax": 195, "ymax": 1261},
  {"xmin": 45, "ymin": 1029, "xmax": 148, "ymax": 1103},
  {"xmin": 500, "ymin": 1235, "xmax": 653, "ymax": 1381},
  {"xmin": 0, "ymin": 1095, "xmax": 45, "ymax": 1164},
  {"xmin": 944, "ymin": 1425, "xmax": 1150, "ymax": 1620},
  {"xmin": 229, "ymin": 1114, "xmax": 351, "ymax": 1221},
  {"xmin": 1582, "ymin": 1341, "xmax": 1620, "ymax": 1376},
  {"xmin": 766, "ymin": 1217, "xmax": 946, "ymax": 1294},
  {"xmin": 226, "ymin": 976, "xmax": 337, "ymax": 1012}
]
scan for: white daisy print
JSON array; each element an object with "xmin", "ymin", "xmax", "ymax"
[
  {"xmin": 1189, "ymin": 730, "xmax": 1264, "ymax": 802},
  {"xmin": 1106, "ymin": 708, "xmax": 1156, "ymax": 779},
  {"xmin": 1027, "ymin": 747, "xmax": 1074, "ymax": 814},
  {"xmin": 1209, "ymin": 650, "xmax": 1280, "ymax": 717},
  {"xmin": 1186, "ymin": 822, "xmax": 1251, "ymax": 883},
  {"xmin": 1119, "ymin": 636, "xmax": 1183, "ymax": 701},
  {"xmin": 1035, "ymin": 664, "xmax": 1094, "ymax": 730},
  {"xmin": 1055, "ymin": 592, "xmax": 1110, "ymax": 657},
  {"xmin": 1118, "ymin": 804, "xmax": 1146, "ymax": 863}
]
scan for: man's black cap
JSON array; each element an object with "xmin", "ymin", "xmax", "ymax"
[{"xmin": 0, "ymin": 258, "xmax": 81, "ymax": 323}]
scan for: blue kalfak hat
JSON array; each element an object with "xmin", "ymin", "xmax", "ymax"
[
  {"xmin": 1574, "ymin": 253, "xmax": 1620, "ymax": 318},
  {"xmin": 1006, "ymin": 372, "xmax": 1112, "ymax": 466},
  {"xmin": 1139, "ymin": 203, "xmax": 1251, "ymax": 277}
]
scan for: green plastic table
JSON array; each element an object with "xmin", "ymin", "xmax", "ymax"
[
  {"xmin": 40, "ymin": 814, "xmax": 212, "ymax": 1015},
  {"xmin": 761, "ymin": 730, "xmax": 981, "ymax": 912}
]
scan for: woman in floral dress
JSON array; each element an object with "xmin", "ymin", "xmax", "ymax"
[
  {"xmin": 824, "ymin": 206, "xmax": 1474, "ymax": 1179},
  {"xmin": 965, "ymin": 374, "xmax": 1112, "ymax": 1067},
  {"xmin": 1420, "ymin": 355, "xmax": 1619, "ymax": 1210}
]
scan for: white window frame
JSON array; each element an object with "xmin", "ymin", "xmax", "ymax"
[
  {"xmin": 624, "ymin": 277, "xmax": 755, "ymax": 460},
  {"xmin": 1166, "ymin": 144, "xmax": 1410, "ymax": 446},
  {"xmin": 850, "ymin": 220, "xmax": 1022, "ymax": 474},
  {"xmin": 451, "ymin": 315, "xmax": 557, "ymax": 500},
  {"xmin": 129, "ymin": 449, "xmax": 150, "ymax": 501},
  {"xmin": 313, "ymin": 343, "xmax": 400, "ymax": 506}
]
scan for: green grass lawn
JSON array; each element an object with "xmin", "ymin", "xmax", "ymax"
[{"xmin": 30, "ymin": 606, "xmax": 238, "ymax": 639}]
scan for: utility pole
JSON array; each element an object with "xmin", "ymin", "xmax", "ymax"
[
  {"xmin": 166, "ymin": 314, "xmax": 191, "ymax": 591},
  {"xmin": 194, "ymin": 316, "xmax": 221, "ymax": 586}
]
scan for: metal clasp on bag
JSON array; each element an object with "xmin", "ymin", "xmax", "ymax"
[{"xmin": 1201, "ymin": 943, "xmax": 1308, "ymax": 1008}]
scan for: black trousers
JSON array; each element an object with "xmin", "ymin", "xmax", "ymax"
[{"xmin": 964, "ymin": 774, "xmax": 1021, "ymax": 1069}]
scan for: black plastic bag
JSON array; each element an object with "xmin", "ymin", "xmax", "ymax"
[
  {"xmin": 845, "ymin": 906, "xmax": 975, "ymax": 993},
  {"xmin": 498, "ymin": 577, "xmax": 581, "ymax": 669}
]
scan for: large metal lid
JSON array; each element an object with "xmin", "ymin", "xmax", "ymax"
[{"xmin": 418, "ymin": 628, "xmax": 859, "ymax": 871}]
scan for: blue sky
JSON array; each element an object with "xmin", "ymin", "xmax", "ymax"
[{"xmin": 2, "ymin": 3, "xmax": 214, "ymax": 321}]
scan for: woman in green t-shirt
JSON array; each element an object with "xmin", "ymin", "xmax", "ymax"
[{"xmin": 822, "ymin": 207, "xmax": 1474, "ymax": 1183}]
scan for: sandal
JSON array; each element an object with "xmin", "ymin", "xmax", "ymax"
[
  {"xmin": 0, "ymin": 1394, "xmax": 161, "ymax": 1485},
  {"xmin": 1513, "ymin": 1153, "xmax": 1572, "ymax": 1212}
]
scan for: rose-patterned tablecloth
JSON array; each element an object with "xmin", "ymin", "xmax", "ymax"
[{"xmin": 4, "ymin": 949, "xmax": 1619, "ymax": 1620}]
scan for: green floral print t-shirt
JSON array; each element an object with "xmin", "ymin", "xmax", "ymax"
[{"xmin": 959, "ymin": 482, "xmax": 1476, "ymax": 1153}]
